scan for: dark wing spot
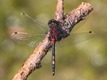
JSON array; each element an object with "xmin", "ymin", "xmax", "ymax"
[
  {"xmin": 14, "ymin": 32, "xmax": 17, "ymax": 34},
  {"xmin": 89, "ymin": 31, "xmax": 92, "ymax": 33}
]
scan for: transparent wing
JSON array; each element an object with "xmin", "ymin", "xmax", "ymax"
[
  {"xmin": 64, "ymin": 10, "xmax": 90, "ymax": 33},
  {"xmin": 20, "ymin": 12, "xmax": 90, "ymax": 34},
  {"xmin": 57, "ymin": 31, "xmax": 94, "ymax": 47},
  {"xmin": 72, "ymin": 15, "xmax": 89, "ymax": 32},
  {"xmin": 20, "ymin": 13, "xmax": 49, "ymax": 33},
  {"xmin": 10, "ymin": 13, "xmax": 49, "ymax": 47},
  {"xmin": 11, "ymin": 31, "xmax": 45, "ymax": 47}
]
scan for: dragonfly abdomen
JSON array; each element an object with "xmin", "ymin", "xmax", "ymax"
[{"xmin": 52, "ymin": 42, "xmax": 55, "ymax": 76}]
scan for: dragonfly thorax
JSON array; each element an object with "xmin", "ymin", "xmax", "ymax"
[{"xmin": 48, "ymin": 19, "xmax": 64, "ymax": 42}]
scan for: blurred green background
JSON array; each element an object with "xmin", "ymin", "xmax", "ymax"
[{"xmin": 0, "ymin": 0, "xmax": 107, "ymax": 80}]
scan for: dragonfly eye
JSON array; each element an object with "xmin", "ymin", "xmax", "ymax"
[{"xmin": 48, "ymin": 19, "xmax": 59, "ymax": 28}]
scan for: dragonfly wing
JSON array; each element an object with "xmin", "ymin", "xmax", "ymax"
[
  {"xmin": 64, "ymin": 10, "xmax": 90, "ymax": 32},
  {"xmin": 11, "ymin": 32, "xmax": 45, "ymax": 47},
  {"xmin": 20, "ymin": 13, "xmax": 49, "ymax": 33},
  {"xmin": 57, "ymin": 31, "xmax": 94, "ymax": 47}
]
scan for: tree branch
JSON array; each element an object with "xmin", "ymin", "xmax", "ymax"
[
  {"xmin": 12, "ymin": 1, "xmax": 93, "ymax": 80},
  {"xmin": 63, "ymin": 2, "xmax": 93, "ymax": 34}
]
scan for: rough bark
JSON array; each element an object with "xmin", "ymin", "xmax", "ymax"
[{"xmin": 12, "ymin": 0, "xmax": 93, "ymax": 80}]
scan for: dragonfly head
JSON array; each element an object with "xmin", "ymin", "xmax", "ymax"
[{"xmin": 48, "ymin": 19, "xmax": 59, "ymax": 28}]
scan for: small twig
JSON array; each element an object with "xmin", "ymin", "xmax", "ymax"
[
  {"xmin": 12, "ymin": 0, "xmax": 93, "ymax": 80},
  {"xmin": 54, "ymin": 0, "xmax": 64, "ymax": 20}
]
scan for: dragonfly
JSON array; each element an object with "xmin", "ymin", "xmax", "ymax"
[
  {"xmin": 11, "ymin": 13, "xmax": 93, "ymax": 76},
  {"xmin": 48, "ymin": 19, "xmax": 68, "ymax": 75}
]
